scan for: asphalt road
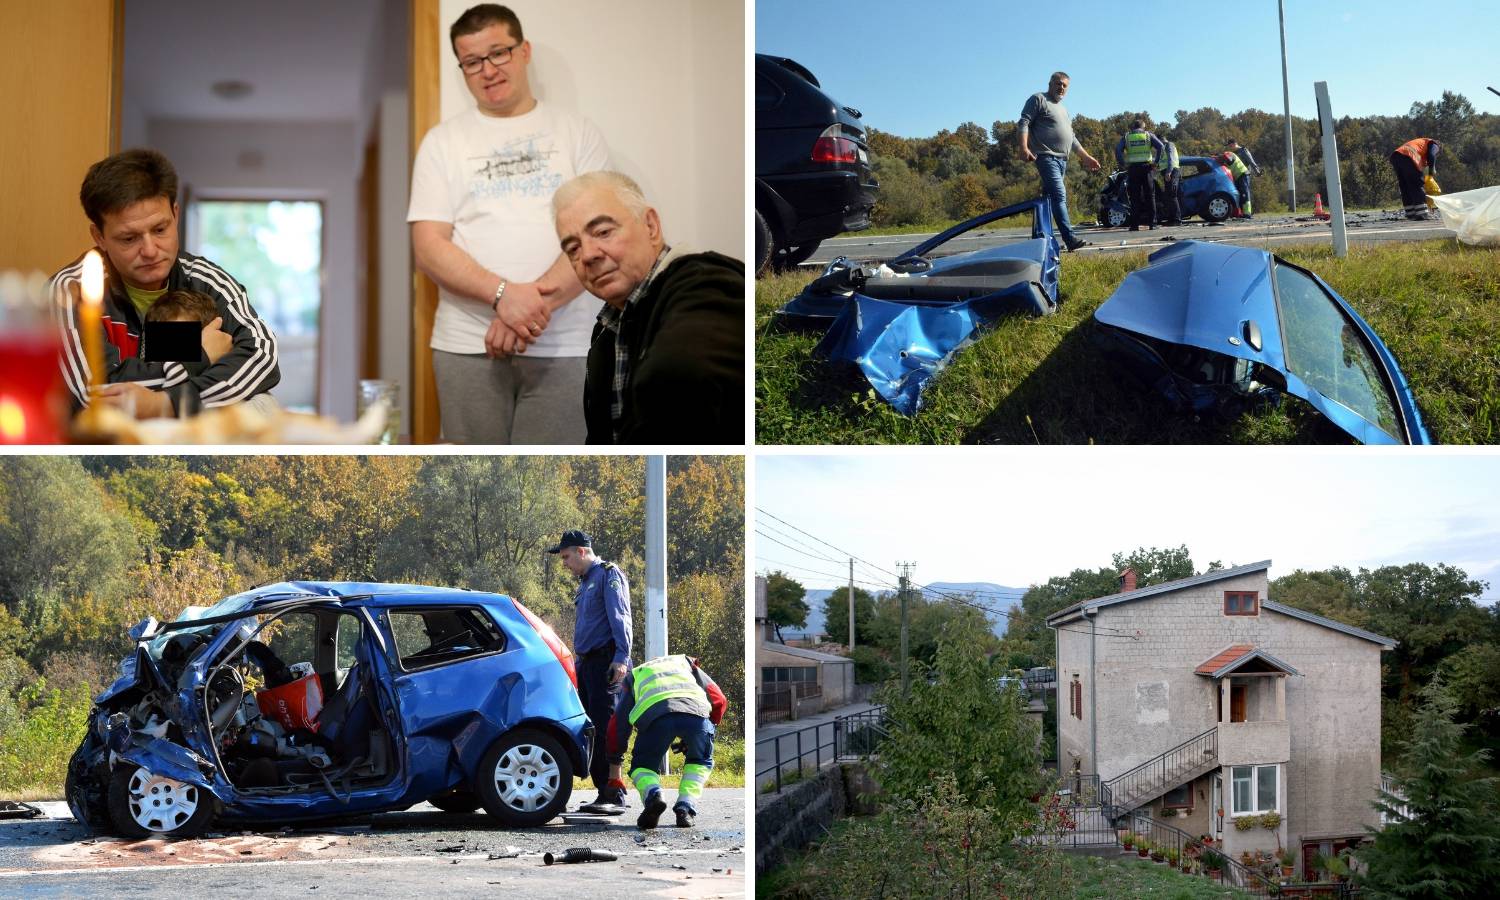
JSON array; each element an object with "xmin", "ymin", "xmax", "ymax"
[
  {"xmin": 0, "ymin": 791, "xmax": 745, "ymax": 898},
  {"xmin": 808, "ymin": 210, "xmax": 1455, "ymax": 266}
]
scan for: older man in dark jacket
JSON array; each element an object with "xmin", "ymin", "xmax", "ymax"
[{"xmin": 552, "ymin": 172, "xmax": 743, "ymax": 444}]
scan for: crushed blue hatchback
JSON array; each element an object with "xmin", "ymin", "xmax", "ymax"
[
  {"xmin": 1093, "ymin": 240, "xmax": 1431, "ymax": 444},
  {"xmin": 66, "ymin": 581, "xmax": 592, "ymax": 838},
  {"xmin": 1098, "ymin": 156, "xmax": 1241, "ymax": 226},
  {"xmin": 776, "ymin": 197, "xmax": 1060, "ymax": 414}
]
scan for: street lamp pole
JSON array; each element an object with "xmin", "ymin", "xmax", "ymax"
[{"xmin": 1279, "ymin": 0, "xmax": 1296, "ymax": 211}]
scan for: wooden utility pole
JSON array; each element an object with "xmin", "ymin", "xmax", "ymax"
[
  {"xmin": 897, "ymin": 561, "xmax": 915, "ymax": 697},
  {"xmin": 847, "ymin": 558, "xmax": 856, "ymax": 652}
]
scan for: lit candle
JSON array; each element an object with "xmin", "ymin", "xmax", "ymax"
[{"xmin": 80, "ymin": 250, "xmax": 105, "ymax": 398}]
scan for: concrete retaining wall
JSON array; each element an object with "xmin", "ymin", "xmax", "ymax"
[{"xmin": 755, "ymin": 762, "xmax": 877, "ymax": 875}]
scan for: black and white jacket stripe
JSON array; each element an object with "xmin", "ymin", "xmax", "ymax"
[{"xmin": 49, "ymin": 249, "xmax": 280, "ymax": 412}]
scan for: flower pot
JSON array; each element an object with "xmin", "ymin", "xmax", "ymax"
[
  {"xmin": 1281, "ymin": 865, "xmax": 1293, "ymax": 877},
  {"xmin": 1137, "ymin": 847, "xmax": 1149, "ymax": 858}
]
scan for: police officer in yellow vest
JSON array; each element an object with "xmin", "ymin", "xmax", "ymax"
[
  {"xmin": 606, "ymin": 654, "xmax": 727, "ymax": 829},
  {"xmin": 1157, "ymin": 139, "xmax": 1183, "ymax": 225},
  {"xmin": 1220, "ymin": 149, "xmax": 1252, "ymax": 219},
  {"xmin": 1114, "ymin": 119, "xmax": 1165, "ymax": 231}
]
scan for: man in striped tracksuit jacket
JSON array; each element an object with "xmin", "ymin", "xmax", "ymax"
[{"xmin": 49, "ymin": 149, "xmax": 279, "ymax": 418}]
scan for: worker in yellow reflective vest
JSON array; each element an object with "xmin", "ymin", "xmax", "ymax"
[
  {"xmin": 1220, "ymin": 139, "xmax": 1260, "ymax": 219},
  {"xmin": 1157, "ymin": 140, "xmax": 1182, "ymax": 225},
  {"xmin": 1114, "ymin": 119, "xmax": 1165, "ymax": 231},
  {"xmin": 607, "ymin": 654, "xmax": 727, "ymax": 829}
]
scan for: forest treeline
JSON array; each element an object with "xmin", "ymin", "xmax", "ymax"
[
  {"xmin": 0, "ymin": 456, "xmax": 745, "ymax": 791},
  {"xmin": 869, "ymin": 91, "xmax": 1500, "ymax": 226}
]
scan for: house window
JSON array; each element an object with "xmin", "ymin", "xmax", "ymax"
[
  {"xmin": 1230, "ymin": 764, "xmax": 1278, "ymax": 815},
  {"xmin": 763, "ymin": 666, "xmax": 817, "ymax": 685},
  {"xmin": 1162, "ymin": 783, "xmax": 1192, "ymax": 809},
  {"xmin": 1070, "ymin": 676, "xmax": 1083, "ymax": 720},
  {"xmin": 1224, "ymin": 591, "xmax": 1259, "ymax": 616}
]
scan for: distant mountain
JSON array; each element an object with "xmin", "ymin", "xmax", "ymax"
[{"xmin": 780, "ymin": 582, "xmax": 1026, "ymax": 641}]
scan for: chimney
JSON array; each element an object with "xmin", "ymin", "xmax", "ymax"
[{"xmin": 1118, "ymin": 567, "xmax": 1138, "ymax": 593}]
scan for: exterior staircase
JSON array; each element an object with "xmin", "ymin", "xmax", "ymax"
[{"xmin": 1102, "ymin": 726, "xmax": 1218, "ymax": 814}]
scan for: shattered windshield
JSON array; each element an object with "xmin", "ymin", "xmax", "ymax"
[
  {"xmin": 1273, "ymin": 263, "xmax": 1401, "ymax": 441},
  {"xmin": 143, "ymin": 594, "xmax": 255, "ymax": 660}
]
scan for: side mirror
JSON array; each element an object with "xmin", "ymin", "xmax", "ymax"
[{"xmin": 128, "ymin": 616, "xmax": 160, "ymax": 642}]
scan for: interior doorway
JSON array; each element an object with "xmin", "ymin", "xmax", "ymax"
[{"xmin": 187, "ymin": 199, "xmax": 324, "ymax": 412}]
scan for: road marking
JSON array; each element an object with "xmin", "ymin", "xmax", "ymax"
[{"xmin": 0, "ymin": 846, "xmax": 740, "ymax": 878}]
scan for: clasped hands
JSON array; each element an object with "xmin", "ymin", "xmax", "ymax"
[{"xmin": 484, "ymin": 280, "xmax": 556, "ymax": 357}]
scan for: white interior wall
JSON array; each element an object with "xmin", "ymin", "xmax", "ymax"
[
  {"xmin": 436, "ymin": 0, "xmax": 745, "ymax": 259},
  {"xmin": 148, "ymin": 119, "xmax": 358, "ymax": 421}
]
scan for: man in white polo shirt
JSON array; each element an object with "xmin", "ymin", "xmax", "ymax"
[{"xmin": 408, "ymin": 3, "xmax": 609, "ymax": 443}]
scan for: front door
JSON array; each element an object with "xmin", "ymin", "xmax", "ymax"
[{"xmin": 1230, "ymin": 683, "xmax": 1247, "ymax": 722}]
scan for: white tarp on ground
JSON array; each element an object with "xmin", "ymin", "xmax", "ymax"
[{"xmin": 1431, "ymin": 185, "xmax": 1500, "ymax": 246}]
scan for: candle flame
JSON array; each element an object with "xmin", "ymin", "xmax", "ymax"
[{"xmin": 81, "ymin": 251, "xmax": 104, "ymax": 306}]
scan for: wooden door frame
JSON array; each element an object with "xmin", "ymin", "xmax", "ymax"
[{"xmin": 409, "ymin": 0, "xmax": 441, "ymax": 443}]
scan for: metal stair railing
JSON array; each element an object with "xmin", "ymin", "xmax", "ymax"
[
  {"xmin": 1103, "ymin": 725, "xmax": 1218, "ymax": 810},
  {"xmin": 1122, "ymin": 810, "xmax": 1277, "ymax": 898}
]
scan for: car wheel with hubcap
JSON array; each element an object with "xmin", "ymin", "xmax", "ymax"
[
  {"xmin": 475, "ymin": 728, "xmax": 572, "ymax": 827},
  {"xmin": 1202, "ymin": 193, "xmax": 1234, "ymax": 223},
  {"xmin": 107, "ymin": 764, "xmax": 214, "ymax": 839},
  {"xmin": 1103, "ymin": 206, "xmax": 1128, "ymax": 228}
]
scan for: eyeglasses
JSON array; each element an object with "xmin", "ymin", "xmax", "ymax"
[{"xmin": 458, "ymin": 43, "xmax": 521, "ymax": 75}]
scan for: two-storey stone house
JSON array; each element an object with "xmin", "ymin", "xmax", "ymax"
[{"xmin": 1046, "ymin": 560, "xmax": 1394, "ymax": 875}]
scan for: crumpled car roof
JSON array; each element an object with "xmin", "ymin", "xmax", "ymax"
[{"xmin": 1094, "ymin": 240, "xmax": 1431, "ymax": 444}]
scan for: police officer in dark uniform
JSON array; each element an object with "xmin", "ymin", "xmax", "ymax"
[
  {"xmin": 1114, "ymin": 119, "xmax": 1165, "ymax": 231},
  {"xmin": 548, "ymin": 529, "xmax": 633, "ymax": 814}
]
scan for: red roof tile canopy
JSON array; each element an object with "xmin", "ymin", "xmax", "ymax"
[{"xmin": 1195, "ymin": 645, "xmax": 1256, "ymax": 675}]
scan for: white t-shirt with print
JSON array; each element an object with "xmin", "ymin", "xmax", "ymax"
[{"xmin": 407, "ymin": 101, "xmax": 610, "ymax": 356}]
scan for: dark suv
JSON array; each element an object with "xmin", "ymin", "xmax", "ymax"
[{"xmin": 755, "ymin": 53, "xmax": 878, "ymax": 275}]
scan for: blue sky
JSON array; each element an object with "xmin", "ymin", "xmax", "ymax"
[
  {"xmin": 756, "ymin": 0, "xmax": 1500, "ymax": 138},
  {"xmin": 755, "ymin": 450, "xmax": 1500, "ymax": 606}
]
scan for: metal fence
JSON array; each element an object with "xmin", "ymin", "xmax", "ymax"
[
  {"xmin": 755, "ymin": 705, "xmax": 888, "ymax": 794},
  {"xmin": 1379, "ymin": 772, "xmax": 1411, "ymax": 825},
  {"xmin": 757, "ymin": 682, "xmax": 823, "ymax": 722}
]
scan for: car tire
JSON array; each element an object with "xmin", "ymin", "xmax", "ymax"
[
  {"xmin": 474, "ymin": 728, "xmax": 573, "ymax": 827},
  {"xmin": 776, "ymin": 240, "xmax": 822, "ymax": 270},
  {"xmin": 107, "ymin": 763, "xmax": 214, "ymax": 839},
  {"xmin": 427, "ymin": 789, "xmax": 483, "ymax": 813},
  {"xmin": 1202, "ymin": 192, "xmax": 1234, "ymax": 223},
  {"xmin": 754, "ymin": 210, "xmax": 775, "ymax": 277}
]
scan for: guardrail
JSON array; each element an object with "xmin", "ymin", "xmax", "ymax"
[{"xmin": 755, "ymin": 705, "xmax": 888, "ymax": 794}]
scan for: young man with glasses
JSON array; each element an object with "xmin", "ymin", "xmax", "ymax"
[{"xmin": 407, "ymin": 3, "xmax": 610, "ymax": 443}]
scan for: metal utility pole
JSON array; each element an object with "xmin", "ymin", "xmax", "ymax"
[
  {"xmin": 897, "ymin": 561, "xmax": 915, "ymax": 697},
  {"xmin": 644, "ymin": 456, "xmax": 667, "ymax": 660},
  {"xmin": 847, "ymin": 559, "xmax": 856, "ymax": 652},
  {"xmin": 1314, "ymin": 81, "xmax": 1349, "ymax": 258},
  {"xmin": 1278, "ymin": 0, "xmax": 1296, "ymax": 210}
]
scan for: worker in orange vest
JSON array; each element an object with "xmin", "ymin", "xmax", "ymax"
[{"xmin": 1390, "ymin": 138, "xmax": 1441, "ymax": 221}]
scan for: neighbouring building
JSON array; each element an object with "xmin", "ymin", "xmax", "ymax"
[
  {"xmin": 755, "ymin": 575, "xmax": 855, "ymax": 721},
  {"xmin": 1046, "ymin": 560, "xmax": 1394, "ymax": 876}
]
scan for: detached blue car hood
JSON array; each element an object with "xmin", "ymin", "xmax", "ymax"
[
  {"xmin": 777, "ymin": 198, "xmax": 1060, "ymax": 414},
  {"xmin": 1094, "ymin": 240, "xmax": 1431, "ymax": 444}
]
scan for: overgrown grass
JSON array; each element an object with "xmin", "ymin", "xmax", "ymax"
[
  {"xmin": 572, "ymin": 734, "xmax": 745, "ymax": 792},
  {"xmin": 757, "ymin": 814, "xmax": 1254, "ymax": 900},
  {"xmin": 756, "ymin": 239, "xmax": 1500, "ymax": 444}
]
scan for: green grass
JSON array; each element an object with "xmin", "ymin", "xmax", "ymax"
[
  {"xmin": 757, "ymin": 816, "xmax": 1255, "ymax": 900},
  {"xmin": 571, "ymin": 734, "xmax": 745, "ymax": 792},
  {"xmin": 756, "ymin": 239, "xmax": 1500, "ymax": 444}
]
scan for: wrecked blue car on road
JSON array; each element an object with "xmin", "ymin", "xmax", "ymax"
[
  {"xmin": 1093, "ymin": 240, "xmax": 1432, "ymax": 444},
  {"xmin": 66, "ymin": 582, "xmax": 591, "ymax": 838},
  {"xmin": 776, "ymin": 197, "xmax": 1060, "ymax": 414}
]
